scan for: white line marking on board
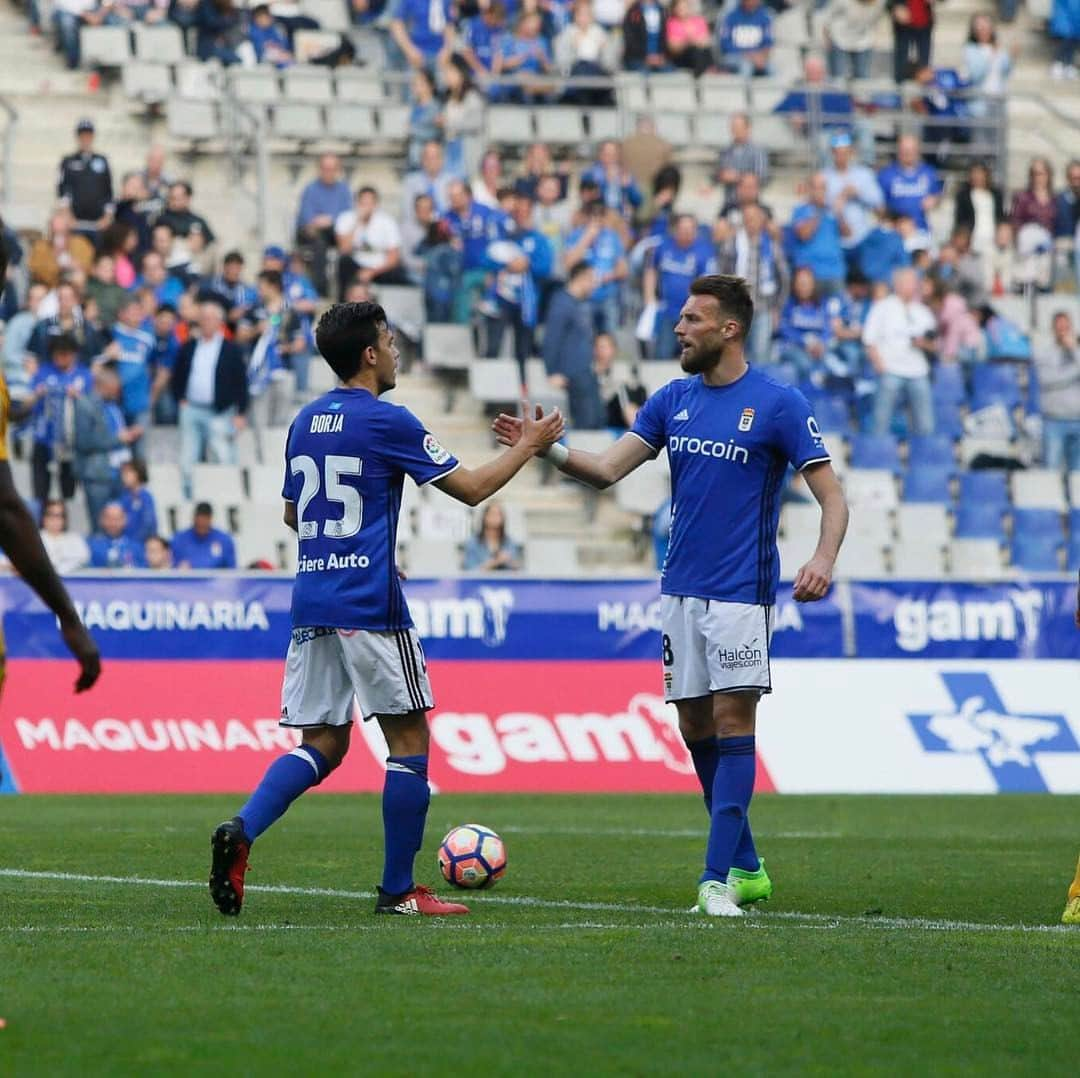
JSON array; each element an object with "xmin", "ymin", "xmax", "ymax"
[{"xmin": 0, "ymin": 868, "xmax": 1074, "ymax": 935}]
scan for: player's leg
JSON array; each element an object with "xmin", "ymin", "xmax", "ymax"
[
  {"xmin": 1063, "ymin": 853, "xmax": 1080, "ymax": 924},
  {"xmin": 208, "ymin": 629, "xmax": 353, "ymax": 915},
  {"xmin": 677, "ymin": 695, "xmax": 718, "ymax": 813},
  {"xmin": 339, "ymin": 628, "xmax": 468, "ymax": 916}
]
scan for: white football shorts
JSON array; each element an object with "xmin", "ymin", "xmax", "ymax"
[
  {"xmin": 280, "ymin": 626, "xmax": 434, "ymax": 726},
  {"xmin": 660, "ymin": 595, "xmax": 774, "ymax": 701}
]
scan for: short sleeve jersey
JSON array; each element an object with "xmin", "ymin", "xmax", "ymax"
[
  {"xmin": 630, "ymin": 368, "xmax": 830, "ymax": 606},
  {"xmin": 282, "ymin": 388, "xmax": 459, "ymax": 631}
]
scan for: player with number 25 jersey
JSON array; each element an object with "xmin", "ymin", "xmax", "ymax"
[{"xmin": 209, "ymin": 301, "xmax": 563, "ymax": 919}]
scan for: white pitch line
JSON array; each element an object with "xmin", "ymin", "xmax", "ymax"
[
  {"xmin": 0, "ymin": 868, "xmax": 1074, "ymax": 935},
  {"xmin": 497, "ymin": 826, "xmax": 842, "ymax": 840}
]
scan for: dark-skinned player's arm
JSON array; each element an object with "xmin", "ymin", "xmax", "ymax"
[
  {"xmin": 0, "ymin": 236, "xmax": 100, "ymax": 691},
  {"xmin": 0, "ymin": 464, "xmax": 101, "ymax": 691},
  {"xmin": 434, "ymin": 401, "xmax": 564, "ymax": 507},
  {"xmin": 492, "ymin": 410, "xmax": 655, "ymax": 490},
  {"xmin": 792, "ymin": 461, "xmax": 848, "ymax": 604}
]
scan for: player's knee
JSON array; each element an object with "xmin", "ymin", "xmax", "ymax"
[
  {"xmin": 302, "ymin": 727, "xmax": 351, "ymax": 771},
  {"xmin": 713, "ymin": 694, "xmax": 757, "ymax": 738},
  {"xmin": 380, "ymin": 711, "xmax": 430, "ymax": 757}
]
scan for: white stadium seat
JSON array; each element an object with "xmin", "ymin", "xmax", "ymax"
[
  {"xmin": 325, "ymin": 103, "xmax": 376, "ymax": 141},
  {"xmin": 1011, "ymin": 468, "xmax": 1067, "ymax": 511},
  {"xmin": 424, "ymin": 323, "xmax": 476, "ymax": 371},
  {"xmin": 469, "ymin": 359, "xmax": 521, "ymax": 406},
  {"xmin": 535, "ymin": 107, "xmax": 585, "ymax": 143},
  {"xmin": 833, "ymin": 534, "xmax": 889, "ymax": 578},
  {"xmin": 231, "ymin": 68, "xmax": 280, "ymax": 105},
  {"xmin": 404, "ymin": 538, "xmax": 458, "ymax": 576},
  {"xmin": 133, "ymin": 23, "xmax": 185, "ymax": 63},
  {"xmin": 892, "ymin": 539, "xmax": 948, "ymax": 578},
  {"xmin": 487, "ymin": 106, "xmax": 536, "ymax": 144},
  {"xmin": 949, "ymin": 538, "xmax": 1004, "ymax": 578},
  {"xmin": 525, "ymin": 537, "xmax": 580, "ymax": 575},
  {"xmin": 334, "ymin": 70, "xmax": 390, "ymax": 104},
  {"xmin": 283, "ymin": 66, "xmax": 334, "ymax": 103},
  {"xmin": 844, "ymin": 469, "xmax": 898, "ymax": 511},
  {"xmin": 168, "ymin": 100, "xmax": 219, "ymax": 142},
  {"xmin": 123, "ymin": 62, "xmax": 172, "ymax": 104},
  {"xmin": 895, "ymin": 504, "xmax": 951, "ymax": 546},
  {"xmin": 615, "ymin": 455, "xmax": 669, "ymax": 517},
  {"xmin": 80, "ymin": 26, "xmax": 131, "ymax": 67},
  {"xmin": 272, "ymin": 103, "xmax": 324, "ymax": 142}
]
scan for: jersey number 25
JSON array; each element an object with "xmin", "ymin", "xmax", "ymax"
[{"xmin": 290, "ymin": 454, "xmax": 363, "ymax": 540}]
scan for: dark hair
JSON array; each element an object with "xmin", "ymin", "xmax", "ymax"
[
  {"xmin": 170, "ymin": 180, "xmax": 193, "ymax": 197},
  {"xmin": 50, "ymin": 333, "xmax": 80, "ymax": 357},
  {"xmin": 146, "ymin": 534, "xmax": 171, "ymax": 551},
  {"xmin": 315, "ymin": 301, "xmax": 388, "ymax": 382},
  {"xmin": 967, "ymin": 12, "xmax": 996, "ymax": 44},
  {"xmin": 223, "ymin": 250, "xmax": 245, "ymax": 265},
  {"xmin": 194, "ymin": 501, "xmax": 214, "ymax": 517},
  {"xmin": 157, "ymin": 303, "xmax": 178, "ymax": 317},
  {"xmin": 122, "ymin": 457, "xmax": 148, "ymax": 483},
  {"xmin": 688, "ymin": 275, "xmax": 754, "ymax": 339},
  {"xmin": 356, "ymin": 184, "xmax": 378, "ymax": 200},
  {"xmin": 258, "ymin": 268, "xmax": 284, "ymax": 291},
  {"xmin": 99, "ymin": 221, "xmax": 135, "ymax": 258},
  {"xmin": 446, "ymin": 54, "xmax": 475, "ymax": 101},
  {"xmin": 477, "ymin": 502, "xmax": 508, "ymax": 543},
  {"xmin": 652, "ymin": 164, "xmax": 682, "ymax": 198},
  {"xmin": 40, "ymin": 498, "xmax": 67, "ymax": 527},
  {"xmin": 251, "ymin": 2, "xmax": 271, "ymax": 14},
  {"xmin": 567, "ymin": 260, "xmax": 594, "ymax": 283},
  {"xmin": 153, "ymin": 221, "xmax": 175, "ymax": 237}
]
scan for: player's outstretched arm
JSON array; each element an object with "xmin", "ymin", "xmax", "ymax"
[
  {"xmin": 0, "ymin": 461, "xmax": 100, "ymax": 692},
  {"xmin": 492, "ymin": 412, "xmax": 653, "ymax": 490},
  {"xmin": 435, "ymin": 401, "xmax": 564, "ymax": 507},
  {"xmin": 792, "ymin": 461, "xmax": 848, "ymax": 603}
]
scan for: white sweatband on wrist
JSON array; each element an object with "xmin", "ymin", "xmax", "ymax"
[{"xmin": 546, "ymin": 442, "xmax": 569, "ymax": 468}]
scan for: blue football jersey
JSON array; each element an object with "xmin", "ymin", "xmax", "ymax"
[
  {"xmin": 630, "ymin": 369, "xmax": 830, "ymax": 606},
  {"xmin": 282, "ymin": 388, "xmax": 459, "ymax": 631}
]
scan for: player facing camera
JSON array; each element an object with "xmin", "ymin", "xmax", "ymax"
[{"xmin": 674, "ymin": 275, "xmax": 755, "ymax": 375}]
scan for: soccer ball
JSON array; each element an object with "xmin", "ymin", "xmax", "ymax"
[{"xmin": 438, "ymin": 824, "xmax": 507, "ymax": 890}]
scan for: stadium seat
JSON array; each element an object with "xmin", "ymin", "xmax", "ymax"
[
  {"xmin": 251, "ymin": 427, "xmax": 289, "ymax": 470},
  {"xmin": 524, "ymin": 359, "xmax": 568, "ymax": 414},
  {"xmin": 147, "ymin": 462, "xmax": 184, "ymax": 508},
  {"xmin": 325, "ymin": 103, "xmax": 376, "ymax": 142},
  {"xmin": 958, "ymin": 434, "xmax": 1016, "ymax": 468},
  {"xmin": 695, "ymin": 114, "xmax": 731, "ymax": 147},
  {"xmin": 957, "ymin": 469, "xmax": 1009, "ymax": 510},
  {"xmin": 469, "ymin": 359, "xmax": 521, "ymax": 407},
  {"xmin": 650, "ymin": 81, "xmax": 696, "ymax": 112},
  {"xmin": 423, "ymin": 323, "xmax": 476, "ymax": 371},
  {"xmin": 487, "ymin": 106, "xmax": 536, "ymax": 144},
  {"xmin": 376, "ymin": 284, "xmax": 425, "ymax": 342},
  {"xmin": 192, "ymin": 464, "xmax": 243, "ymax": 506},
  {"xmin": 246, "ymin": 464, "xmax": 283, "ymax": 503},
  {"xmin": 821, "ymin": 434, "xmax": 847, "ymax": 474},
  {"xmin": 230, "ymin": 68, "xmax": 280, "ymax": 105},
  {"xmin": 272, "ymin": 103, "xmax": 324, "ymax": 142},
  {"xmin": 234, "ymin": 527, "xmax": 283, "ymax": 569},
  {"xmin": 123, "ymin": 62, "xmax": 172, "ymax": 104},
  {"xmin": 525, "ymin": 537, "xmax": 580, "ymax": 575},
  {"xmin": 80, "ymin": 25, "xmax": 132, "ymax": 67},
  {"xmin": 587, "ymin": 111, "xmax": 619, "ymax": 141},
  {"xmin": 809, "ymin": 394, "xmax": 851, "ymax": 434},
  {"xmin": 535, "ymin": 108, "xmax": 586, "ymax": 143},
  {"xmin": 954, "ymin": 502, "xmax": 1006, "ymax": 541},
  {"xmin": 780, "ymin": 502, "xmax": 820, "ymax": 540},
  {"xmin": 776, "ymin": 536, "xmax": 811, "ymax": 576},
  {"xmin": 971, "ymin": 364, "xmax": 1021, "ymax": 410},
  {"xmin": 651, "ymin": 112, "xmax": 692, "ymax": 145},
  {"xmin": 933, "ymin": 401, "xmax": 965, "ymax": 440},
  {"xmin": 614, "ymin": 455, "xmax": 670, "ymax": 517},
  {"xmin": 637, "ymin": 361, "xmax": 681, "ymax": 395},
  {"xmin": 334, "ymin": 70, "xmax": 389, "ymax": 104},
  {"xmin": 615, "ymin": 73, "xmax": 648, "ymax": 112},
  {"xmin": 283, "ymin": 66, "xmax": 334, "ymax": 103},
  {"xmin": 403, "ymin": 538, "xmax": 457, "ymax": 576},
  {"xmin": 849, "ymin": 434, "xmax": 901, "ymax": 473},
  {"xmin": 892, "ymin": 539, "xmax": 947, "ymax": 578},
  {"xmin": 1010, "ymin": 536, "xmax": 1063, "ymax": 572},
  {"xmin": 699, "ymin": 74, "xmax": 748, "ymax": 111},
  {"xmin": 567, "ymin": 430, "xmax": 617, "ymax": 456},
  {"xmin": 844, "ymin": 469, "xmax": 898, "ymax": 511},
  {"xmin": 907, "ymin": 434, "xmax": 957, "ymax": 474},
  {"xmin": 299, "ymin": 0, "xmax": 351, "ymax": 32},
  {"xmin": 949, "ymin": 538, "xmax": 1003, "ymax": 578},
  {"xmin": 1012, "ymin": 508, "xmax": 1065, "ymax": 543},
  {"xmin": 175, "ymin": 60, "xmax": 222, "ymax": 100},
  {"xmin": 931, "ymin": 364, "xmax": 967, "ymax": 405},
  {"xmin": 896, "ymin": 503, "xmax": 951, "ymax": 546},
  {"xmin": 133, "ymin": 23, "xmax": 185, "ymax": 63},
  {"xmin": 1012, "ymin": 468, "xmax": 1067, "ymax": 511},
  {"xmin": 1069, "ymin": 471, "xmax": 1080, "ymax": 507},
  {"xmin": 902, "ymin": 465, "xmax": 952, "ymax": 503},
  {"xmin": 375, "ymin": 104, "xmax": 411, "ymax": 138},
  {"xmin": 167, "ymin": 100, "xmax": 219, "ymax": 143},
  {"xmin": 848, "ymin": 503, "xmax": 892, "ymax": 545},
  {"xmin": 833, "ymin": 534, "xmax": 888, "ymax": 578},
  {"xmin": 418, "ymin": 497, "xmax": 471, "ymax": 542}
]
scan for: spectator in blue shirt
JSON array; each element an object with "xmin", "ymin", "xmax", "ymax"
[
  {"xmin": 789, "ymin": 173, "xmax": 849, "ymax": 295},
  {"xmin": 30, "ymin": 333, "xmax": 91, "ymax": 505},
  {"xmin": 28, "ymin": 280, "xmax": 105, "ymax": 364},
  {"xmin": 248, "ymin": 3, "xmax": 294, "ymax": 66},
  {"xmin": 144, "ymin": 534, "xmax": 174, "ymax": 570},
  {"xmin": 388, "ymin": 0, "xmax": 453, "ymax": 71},
  {"xmin": 483, "ymin": 190, "xmax": 554, "ymax": 380},
  {"xmin": 204, "ymin": 251, "xmax": 258, "ymax": 327},
  {"xmin": 119, "ymin": 459, "xmax": 158, "ymax": 545},
  {"xmin": 461, "ymin": 1, "xmax": 508, "ymax": 82},
  {"xmin": 294, "ymin": 154, "xmax": 352, "ymax": 297},
  {"xmin": 580, "ymin": 141, "xmax": 643, "ymax": 222},
  {"xmin": 89, "ymin": 502, "xmax": 146, "ymax": 569},
  {"xmin": 644, "ymin": 214, "xmax": 718, "ymax": 359},
  {"xmin": 151, "ymin": 304, "xmax": 181, "ymax": 424},
  {"xmin": 106, "ymin": 294, "xmax": 156, "ymax": 433},
  {"xmin": 876, "ymin": 134, "xmax": 944, "ymax": 232},
  {"xmin": 138, "ymin": 251, "xmax": 187, "ymax": 310},
  {"xmin": 823, "ymin": 130, "xmax": 883, "ymax": 253},
  {"xmin": 446, "ymin": 178, "xmax": 511, "ymax": 323},
  {"xmin": 563, "ymin": 201, "xmax": 628, "ymax": 333},
  {"xmin": 851, "ymin": 211, "xmax": 912, "ymax": 283},
  {"xmin": 542, "ymin": 262, "xmax": 606, "ymax": 429},
  {"xmin": 718, "ymin": 0, "xmax": 774, "ymax": 77},
  {"xmin": 772, "ymin": 267, "xmax": 846, "ymax": 386},
  {"xmin": 494, "ymin": 12, "xmax": 555, "ymax": 103},
  {"xmin": 172, "ymin": 502, "xmax": 237, "ymax": 569}
]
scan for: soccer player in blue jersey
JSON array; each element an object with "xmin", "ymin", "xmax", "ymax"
[
  {"xmin": 494, "ymin": 274, "xmax": 848, "ymax": 917},
  {"xmin": 209, "ymin": 301, "xmax": 563, "ymax": 917}
]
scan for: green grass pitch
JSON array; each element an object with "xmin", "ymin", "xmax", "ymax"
[{"xmin": 1, "ymin": 793, "xmax": 1078, "ymax": 1075}]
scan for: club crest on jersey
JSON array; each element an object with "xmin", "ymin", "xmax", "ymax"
[
  {"xmin": 423, "ymin": 433, "xmax": 451, "ymax": 465},
  {"xmin": 738, "ymin": 407, "xmax": 755, "ymax": 432}
]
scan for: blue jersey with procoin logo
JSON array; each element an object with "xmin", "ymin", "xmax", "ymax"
[{"xmin": 630, "ymin": 368, "xmax": 829, "ymax": 606}]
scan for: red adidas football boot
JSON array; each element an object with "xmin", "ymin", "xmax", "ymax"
[
  {"xmin": 209, "ymin": 818, "xmax": 251, "ymax": 916},
  {"xmin": 374, "ymin": 885, "xmax": 470, "ymax": 916}
]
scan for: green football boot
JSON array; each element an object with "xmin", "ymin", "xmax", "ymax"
[{"xmin": 727, "ymin": 860, "xmax": 772, "ymax": 907}]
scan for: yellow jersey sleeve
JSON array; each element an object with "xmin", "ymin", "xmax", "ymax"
[{"xmin": 0, "ymin": 372, "xmax": 9, "ymax": 462}]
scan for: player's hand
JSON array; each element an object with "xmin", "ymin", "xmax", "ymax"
[
  {"xmin": 492, "ymin": 410, "xmax": 524, "ymax": 448},
  {"xmin": 793, "ymin": 556, "xmax": 833, "ymax": 603},
  {"xmin": 517, "ymin": 400, "xmax": 564, "ymax": 454},
  {"xmin": 60, "ymin": 615, "xmax": 101, "ymax": 693}
]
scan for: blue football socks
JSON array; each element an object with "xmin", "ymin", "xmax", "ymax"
[
  {"xmin": 381, "ymin": 755, "xmax": 430, "ymax": 896},
  {"xmin": 686, "ymin": 735, "xmax": 720, "ymax": 813},
  {"xmin": 237, "ymin": 744, "xmax": 331, "ymax": 842},
  {"xmin": 702, "ymin": 735, "xmax": 758, "ymax": 884}
]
